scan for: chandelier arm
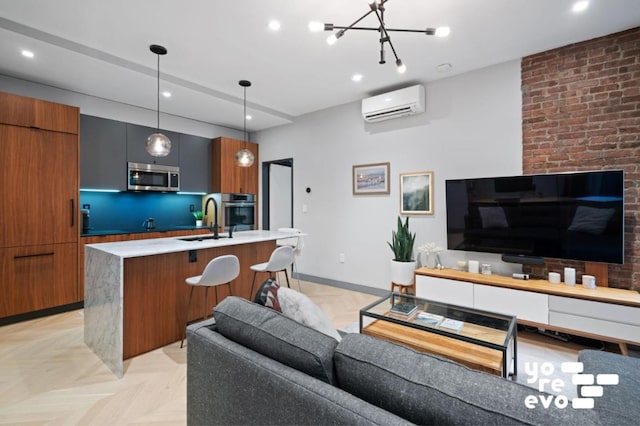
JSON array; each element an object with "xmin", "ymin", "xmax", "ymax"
[
  {"xmin": 328, "ymin": 26, "xmax": 381, "ymax": 31},
  {"xmin": 371, "ymin": 7, "xmax": 401, "ymax": 62},
  {"xmin": 328, "ymin": 8, "xmax": 375, "ymax": 35}
]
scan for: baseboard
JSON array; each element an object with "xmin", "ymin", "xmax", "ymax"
[{"xmin": 295, "ymin": 273, "xmax": 388, "ymax": 297}]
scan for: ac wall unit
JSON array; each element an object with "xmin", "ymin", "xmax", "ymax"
[{"xmin": 361, "ymin": 84, "xmax": 425, "ymax": 123}]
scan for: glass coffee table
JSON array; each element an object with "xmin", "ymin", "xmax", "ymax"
[{"xmin": 360, "ymin": 293, "xmax": 517, "ymax": 378}]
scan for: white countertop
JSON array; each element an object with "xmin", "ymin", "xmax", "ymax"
[{"xmin": 85, "ymin": 230, "xmax": 298, "ymax": 258}]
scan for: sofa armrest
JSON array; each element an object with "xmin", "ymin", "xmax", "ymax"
[
  {"xmin": 186, "ymin": 322, "xmax": 411, "ymax": 425},
  {"xmin": 578, "ymin": 349, "xmax": 640, "ymax": 425}
]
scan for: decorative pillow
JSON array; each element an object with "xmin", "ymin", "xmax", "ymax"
[
  {"xmin": 568, "ymin": 206, "xmax": 615, "ymax": 234},
  {"xmin": 253, "ymin": 278, "xmax": 281, "ymax": 312},
  {"xmin": 478, "ymin": 206, "xmax": 509, "ymax": 229},
  {"xmin": 276, "ymin": 287, "xmax": 342, "ymax": 342}
]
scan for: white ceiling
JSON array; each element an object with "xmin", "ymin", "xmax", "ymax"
[{"xmin": 0, "ymin": 0, "xmax": 638, "ymax": 132}]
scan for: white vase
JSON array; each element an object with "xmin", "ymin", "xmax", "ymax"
[
  {"xmin": 195, "ymin": 220, "xmax": 203, "ymax": 227},
  {"xmin": 390, "ymin": 259, "xmax": 418, "ymax": 285}
]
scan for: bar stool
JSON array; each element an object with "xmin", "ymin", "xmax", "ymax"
[
  {"xmin": 249, "ymin": 246, "xmax": 295, "ymax": 298},
  {"xmin": 181, "ymin": 254, "xmax": 239, "ymax": 348},
  {"xmin": 276, "ymin": 228, "xmax": 304, "ymax": 289}
]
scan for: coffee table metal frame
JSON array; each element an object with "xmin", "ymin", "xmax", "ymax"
[{"xmin": 360, "ymin": 293, "xmax": 518, "ymax": 378}]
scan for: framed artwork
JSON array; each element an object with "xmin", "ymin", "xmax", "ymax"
[
  {"xmin": 400, "ymin": 171, "xmax": 433, "ymax": 214},
  {"xmin": 352, "ymin": 162, "xmax": 390, "ymax": 195}
]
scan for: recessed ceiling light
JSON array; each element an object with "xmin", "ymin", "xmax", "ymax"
[
  {"xmin": 351, "ymin": 74, "xmax": 363, "ymax": 82},
  {"xmin": 435, "ymin": 26, "xmax": 450, "ymax": 37},
  {"xmin": 162, "ymin": 91, "xmax": 172, "ymax": 98},
  {"xmin": 268, "ymin": 20, "xmax": 281, "ymax": 31},
  {"xmin": 572, "ymin": 0, "xmax": 589, "ymax": 13},
  {"xmin": 245, "ymin": 115, "xmax": 252, "ymax": 120},
  {"xmin": 21, "ymin": 49, "xmax": 34, "ymax": 58}
]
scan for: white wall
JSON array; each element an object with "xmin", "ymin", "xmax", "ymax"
[
  {"xmin": 269, "ymin": 164, "xmax": 292, "ymax": 230},
  {"xmin": 255, "ymin": 60, "xmax": 524, "ymax": 291},
  {"xmin": 0, "ymin": 74, "xmax": 243, "ymax": 139}
]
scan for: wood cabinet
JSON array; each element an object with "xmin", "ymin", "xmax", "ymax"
[
  {"xmin": 0, "ymin": 243, "xmax": 78, "ymax": 318},
  {"xmin": 211, "ymin": 137, "xmax": 258, "ymax": 194},
  {"xmin": 0, "ymin": 92, "xmax": 79, "ymax": 134},
  {"xmin": 0, "ymin": 92, "xmax": 79, "ymax": 321},
  {"xmin": 80, "ymin": 115, "xmax": 127, "ymax": 190}
]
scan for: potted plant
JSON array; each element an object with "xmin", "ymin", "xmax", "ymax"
[
  {"xmin": 387, "ymin": 216, "xmax": 417, "ymax": 285},
  {"xmin": 193, "ymin": 210, "xmax": 204, "ymax": 227}
]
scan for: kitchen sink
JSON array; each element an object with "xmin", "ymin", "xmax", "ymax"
[{"xmin": 178, "ymin": 235, "xmax": 229, "ymax": 242}]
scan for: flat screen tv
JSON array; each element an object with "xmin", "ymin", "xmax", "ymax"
[{"xmin": 445, "ymin": 170, "xmax": 624, "ymax": 264}]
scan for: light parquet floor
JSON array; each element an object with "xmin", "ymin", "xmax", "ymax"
[{"xmin": 0, "ymin": 280, "xmax": 625, "ymax": 425}]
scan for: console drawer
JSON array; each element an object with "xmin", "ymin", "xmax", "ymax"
[
  {"xmin": 474, "ymin": 285, "xmax": 548, "ymax": 324},
  {"xmin": 549, "ymin": 296, "xmax": 640, "ymax": 326},
  {"xmin": 548, "ymin": 311, "xmax": 640, "ymax": 343},
  {"xmin": 415, "ymin": 275, "xmax": 473, "ymax": 308}
]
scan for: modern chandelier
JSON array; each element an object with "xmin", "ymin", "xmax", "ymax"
[
  {"xmin": 310, "ymin": 0, "xmax": 449, "ymax": 74},
  {"xmin": 145, "ymin": 44, "xmax": 172, "ymax": 157},
  {"xmin": 235, "ymin": 80, "xmax": 254, "ymax": 167}
]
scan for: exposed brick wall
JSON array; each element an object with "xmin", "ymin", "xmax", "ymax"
[{"xmin": 521, "ymin": 28, "xmax": 640, "ymax": 290}]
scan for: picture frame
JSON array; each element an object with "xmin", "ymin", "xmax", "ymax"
[
  {"xmin": 400, "ymin": 171, "xmax": 434, "ymax": 215},
  {"xmin": 352, "ymin": 162, "xmax": 390, "ymax": 195}
]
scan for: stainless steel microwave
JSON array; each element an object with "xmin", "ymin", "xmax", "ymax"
[{"xmin": 127, "ymin": 162, "xmax": 180, "ymax": 192}]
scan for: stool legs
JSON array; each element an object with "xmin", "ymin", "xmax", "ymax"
[{"xmin": 181, "ymin": 286, "xmax": 196, "ymax": 348}]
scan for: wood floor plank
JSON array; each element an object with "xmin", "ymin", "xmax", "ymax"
[{"xmin": 0, "ymin": 280, "xmax": 631, "ymax": 425}]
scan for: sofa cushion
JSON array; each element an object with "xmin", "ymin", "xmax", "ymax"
[
  {"xmin": 578, "ymin": 349, "xmax": 640, "ymax": 425},
  {"xmin": 213, "ymin": 296, "xmax": 338, "ymax": 385},
  {"xmin": 334, "ymin": 333, "xmax": 601, "ymax": 425}
]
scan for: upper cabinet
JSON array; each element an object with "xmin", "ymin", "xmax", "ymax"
[
  {"xmin": 80, "ymin": 115, "xmax": 127, "ymax": 190},
  {"xmin": 126, "ymin": 123, "xmax": 180, "ymax": 166},
  {"xmin": 0, "ymin": 92, "xmax": 79, "ymax": 134},
  {"xmin": 179, "ymin": 134, "xmax": 211, "ymax": 193},
  {"xmin": 211, "ymin": 137, "xmax": 259, "ymax": 195}
]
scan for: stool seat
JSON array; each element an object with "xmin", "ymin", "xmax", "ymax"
[{"xmin": 249, "ymin": 246, "xmax": 295, "ymax": 297}]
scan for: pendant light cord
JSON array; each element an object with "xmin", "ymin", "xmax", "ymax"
[
  {"xmin": 156, "ymin": 53, "xmax": 160, "ymax": 133},
  {"xmin": 243, "ymin": 85, "xmax": 247, "ymax": 144}
]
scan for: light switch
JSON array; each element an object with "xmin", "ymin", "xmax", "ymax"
[{"xmin": 302, "ymin": 204, "xmax": 308, "ymax": 213}]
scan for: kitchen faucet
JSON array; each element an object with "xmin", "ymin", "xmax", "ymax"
[{"xmin": 204, "ymin": 196, "xmax": 220, "ymax": 239}]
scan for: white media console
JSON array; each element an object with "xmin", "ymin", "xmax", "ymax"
[{"xmin": 414, "ymin": 267, "xmax": 640, "ymax": 355}]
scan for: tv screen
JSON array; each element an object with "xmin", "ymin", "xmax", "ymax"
[{"xmin": 445, "ymin": 170, "xmax": 624, "ymax": 264}]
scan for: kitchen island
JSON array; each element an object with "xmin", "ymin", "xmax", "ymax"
[{"xmin": 84, "ymin": 230, "xmax": 294, "ymax": 377}]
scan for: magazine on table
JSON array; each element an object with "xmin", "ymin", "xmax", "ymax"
[
  {"xmin": 440, "ymin": 318, "xmax": 464, "ymax": 331},
  {"xmin": 390, "ymin": 301, "xmax": 418, "ymax": 316},
  {"xmin": 414, "ymin": 312, "xmax": 444, "ymax": 327}
]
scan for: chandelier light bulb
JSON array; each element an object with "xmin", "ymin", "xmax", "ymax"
[
  {"xmin": 435, "ymin": 26, "xmax": 451, "ymax": 37},
  {"xmin": 308, "ymin": 21, "xmax": 324, "ymax": 32},
  {"xmin": 396, "ymin": 59, "xmax": 407, "ymax": 74},
  {"xmin": 326, "ymin": 34, "xmax": 338, "ymax": 45}
]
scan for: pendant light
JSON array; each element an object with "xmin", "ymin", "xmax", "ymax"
[
  {"xmin": 235, "ymin": 79, "xmax": 254, "ymax": 167},
  {"xmin": 145, "ymin": 44, "xmax": 172, "ymax": 157}
]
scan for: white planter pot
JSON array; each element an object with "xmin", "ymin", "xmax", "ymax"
[
  {"xmin": 195, "ymin": 220, "xmax": 203, "ymax": 227},
  {"xmin": 390, "ymin": 260, "xmax": 418, "ymax": 285}
]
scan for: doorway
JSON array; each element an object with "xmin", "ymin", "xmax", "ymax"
[{"xmin": 262, "ymin": 158, "xmax": 293, "ymax": 230}]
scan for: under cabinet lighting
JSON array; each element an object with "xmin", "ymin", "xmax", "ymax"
[
  {"xmin": 177, "ymin": 191, "xmax": 207, "ymax": 195},
  {"xmin": 80, "ymin": 188, "xmax": 121, "ymax": 193}
]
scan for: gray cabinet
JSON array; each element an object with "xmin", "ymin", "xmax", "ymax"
[
  {"xmin": 80, "ymin": 115, "xmax": 127, "ymax": 190},
  {"xmin": 179, "ymin": 134, "xmax": 211, "ymax": 193},
  {"xmin": 126, "ymin": 123, "xmax": 180, "ymax": 166}
]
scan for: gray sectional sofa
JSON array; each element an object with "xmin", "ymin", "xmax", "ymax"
[{"xmin": 186, "ymin": 296, "xmax": 638, "ymax": 425}]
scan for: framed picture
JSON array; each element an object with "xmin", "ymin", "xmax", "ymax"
[
  {"xmin": 400, "ymin": 171, "xmax": 434, "ymax": 214},
  {"xmin": 352, "ymin": 162, "xmax": 390, "ymax": 195}
]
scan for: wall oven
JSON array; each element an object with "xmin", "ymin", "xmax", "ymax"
[
  {"xmin": 220, "ymin": 193, "xmax": 256, "ymax": 231},
  {"xmin": 127, "ymin": 162, "xmax": 180, "ymax": 192}
]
